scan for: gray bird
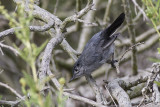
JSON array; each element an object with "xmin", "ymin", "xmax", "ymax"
[{"xmin": 70, "ymin": 13, "xmax": 125, "ymax": 82}]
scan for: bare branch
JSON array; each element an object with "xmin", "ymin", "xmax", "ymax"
[
  {"xmin": 0, "ymin": 82, "xmax": 23, "ymax": 99},
  {"xmin": 122, "ymin": 0, "xmax": 138, "ymax": 75},
  {"xmin": 47, "ymin": 69, "xmax": 107, "ymax": 107},
  {"xmin": 105, "ymin": 79, "xmax": 132, "ymax": 107},
  {"xmin": 105, "ymin": 85, "xmax": 117, "ymax": 107},
  {"xmin": 61, "ymin": 2, "xmax": 94, "ymax": 30},
  {"xmin": 116, "ymin": 42, "xmax": 144, "ymax": 74},
  {"xmin": 53, "ymin": 0, "xmax": 59, "ymax": 14},
  {"xmin": 0, "ymin": 41, "xmax": 19, "ymax": 56},
  {"xmin": 103, "ymin": 0, "xmax": 112, "ymax": 23},
  {"xmin": 131, "ymin": 0, "xmax": 148, "ymax": 20},
  {"xmin": 85, "ymin": 75, "xmax": 107, "ymax": 105},
  {"xmin": 63, "ymin": 92, "xmax": 107, "ymax": 107},
  {"xmin": 77, "ymin": 0, "xmax": 100, "ymax": 52},
  {"xmin": 0, "ymin": 98, "xmax": 25, "ymax": 106},
  {"xmin": 116, "ymin": 25, "xmax": 160, "ymax": 47},
  {"xmin": 139, "ymin": 63, "xmax": 160, "ymax": 106}
]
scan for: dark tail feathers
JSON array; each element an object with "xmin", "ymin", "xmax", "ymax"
[{"xmin": 102, "ymin": 13, "xmax": 125, "ymax": 38}]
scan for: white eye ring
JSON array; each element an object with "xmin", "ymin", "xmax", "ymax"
[{"xmin": 75, "ymin": 69, "xmax": 79, "ymax": 73}]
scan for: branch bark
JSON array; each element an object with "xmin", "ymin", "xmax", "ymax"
[{"xmin": 122, "ymin": 0, "xmax": 138, "ymax": 75}]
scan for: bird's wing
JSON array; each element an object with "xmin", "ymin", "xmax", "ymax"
[
  {"xmin": 102, "ymin": 36, "xmax": 116, "ymax": 49},
  {"xmin": 101, "ymin": 33, "xmax": 121, "ymax": 49}
]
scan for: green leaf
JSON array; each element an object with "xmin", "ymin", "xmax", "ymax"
[
  {"xmin": 23, "ymin": 72, "xmax": 37, "ymax": 92},
  {"xmin": 149, "ymin": 57, "xmax": 160, "ymax": 62},
  {"xmin": 44, "ymin": 93, "xmax": 52, "ymax": 107},
  {"xmin": 0, "ymin": 95, "xmax": 2, "ymax": 100},
  {"xmin": 158, "ymin": 48, "xmax": 160, "ymax": 54},
  {"xmin": 154, "ymin": 81, "xmax": 160, "ymax": 87},
  {"xmin": 33, "ymin": 40, "xmax": 48, "ymax": 58}
]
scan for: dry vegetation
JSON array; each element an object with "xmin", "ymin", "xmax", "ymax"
[{"xmin": 0, "ymin": 0, "xmax": 160, "ymax": 107}]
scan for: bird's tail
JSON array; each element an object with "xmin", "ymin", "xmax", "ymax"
[{"xmin": 102, "ymin": 13, "xmax": 125, "ymax": 38}]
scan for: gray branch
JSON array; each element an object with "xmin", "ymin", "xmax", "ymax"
[
  {"xmin": 122, "ymin": 0, "xmax": 138, "ymax": 75},
  {"xmin": 106, "ymin": 79, "xmax": 132, "ymax": 107}
]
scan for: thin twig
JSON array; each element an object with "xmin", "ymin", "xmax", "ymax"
[
  {"xmin": 122, "ymin": 0, "xmax": 138, "ymax": 75},
  {"xmin": 54, "ymin": 0, "xmax": 59, "ymax": 14},
  {"xmin": 0, "ymin": 69, "xmax": 4, "ymax": 74},
  {"xmin": 63, "ymin": 92, "xmax": 107, "ymax": 107},
  {"xmin": 0, "ymin": 82, "xmax": 23, "ymax": 99},
  {"xmin": 131, "ymin": 0, "xmax": 148, "ymax": 20},
  {"xmin": 0, "ymin": 97, "xmax": 25, "ymax": 106},
  {"xmin": 0, "ymin": 41, "xmax": 19, "ymax": 56},
  {"xmin": 116, "ymin": 42, "xmax": 144, "ymax": 74},
  {"xmin": 105, "ymin": 85, "xmax": 117, "ymax": 107},
  {"xmin": 103, "ymin": 0, "xmax": 112, "ymax": 23},
  {"xmin": 76, "ymin": 19, "xmax": 97, "ymax": 26},
  {"xmin": 138, "ymin": 63, "xmax": 160, "ymax": 107},
  {"xmin": 47, "ymin": 69, "xmax": 107, "ymax": 107},
  {"xmin": 85, "ymin": 75, "xmax": 107, "ymax": 105}
]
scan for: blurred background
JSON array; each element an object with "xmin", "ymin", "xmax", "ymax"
[{"xmin": 0, "ymin": 0, "xmax": 160, "ymax": 106}]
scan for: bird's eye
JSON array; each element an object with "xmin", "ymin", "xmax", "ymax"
[{"xmin": 75, "ymin": 68, "xmax": 79, "ymax": 73}]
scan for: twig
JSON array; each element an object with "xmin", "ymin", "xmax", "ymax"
[
  {"xmin": 0, "ymin": 82, "xmax": 23, "ymax": 99},
  {"xmin": 39, "ymin": 32, "xmax": 64, "ymax": 89},
  {"xmin": 105, "ymin": 85, "xmax": 117, "ymax": 107},
  {"xmin": 75, "ymin": 0, "xmax": 81, "ymax": 30},
  {"xmin": 0, "ymin": 69, "xmax": 4, "ymax": 74},
  {"xmin": 116, "ymin": 25, "xmax": 160, "ymax": 47},
  {"xmin": 63, "ymin": 88, "xmax": 75, "ymax": 92},
  {"xmin": 119, "ymin": 9, "xmax": 143, "ymax": 33},
  {"xmin": 116, "ymin": 42, "xmax": 144, "ymax": 74},
  {"xmin": 76, "ymin": 19, "xmax": 97, "ymax": 26},
  {"xmin": 122, "ymin": 0, "xmax": 138, "ymax": 75},
  {"xmin": 54, "ymin": 0, "xmax": 59, "ymax": 14},
  {"xmin": 138, "ymin": 63, "xmax": 160, "ymax": 107},
  {"xmin": 77, "ymin": 0, "xmax": 100, "ymax": 52},
  {"xmin": 131, "ymin": 0, "xmax": 148, "ymax": 20},
  {"xmin": 0, "ymin": 22, "xmax": 54, "ymax": 39},
  {"xmin": 103, "ymin": 0, "xmax": 112, "ymax": 23},
  {"xmin": 0, "ymin": 41, "xmax": 19, "ymax": 56},
  {"xmin": 47, "ymin": 69, "xmax": 107, "ymax": 107},
  {"xmin": 0, "ymin": 97, "xmax": 25, "ymax": 106},
  {"xmin": 0, "ymin": 47, "xmax": 4, "ymax": 55},
  {"xmin": 63, "ymin": 92, "xmax": 107, "ymax": 107},
  {"xmin": 105, "ymin": 79, "xmax": 132, "ymax": 107},
  {"xmin": 85, "ymin": 75, "xmax": 107, "ymax": 105},
  {"xmin": 152, "ymin": 82, "xmax": 160, "ymax": 103},
  {"xmin": 124, "ymin": 76, "xmax": 148, "ymax": 90},
  {"xmin": 60, "ymin": 39, "xmax": 78, "ymax": 61},
  {"xmin": 119, "ymin": 42, "xmax": 144, "ymax": 63},
  {"xmin": 61, "ymin": 3, "xmax": 94, "ymax": 30}
]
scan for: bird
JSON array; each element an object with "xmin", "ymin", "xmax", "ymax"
[{"xmin": 70, "ymin": 13, "xmax": 125, "ymax": 82}]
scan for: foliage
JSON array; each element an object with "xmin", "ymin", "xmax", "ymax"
[
  {"xmin": 20, "ymin": 72, "xmax": 52, "ymax": 107},
  {"xmin": 0, "ymin": 0, "xmax": 57, "ymax": 107},
  {"xmin": 154, "ymin": 81, "xmax": 160, "ymax": 87},
  {"xmin": 142, "ymin": 0, "xmax": 160, "ymax": 54},
  {"xmin": 58, "ymin": 78, "xmax": 67, "ymax": 107}
]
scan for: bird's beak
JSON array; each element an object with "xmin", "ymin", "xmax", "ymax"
[{"xmin": 69, "ymin": 76, "xmax": 75, "ymax": 82}]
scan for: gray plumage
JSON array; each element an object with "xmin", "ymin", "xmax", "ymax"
[{"xmin": 70, "ymin": 13, "xmax": 125, "ymax": 81}]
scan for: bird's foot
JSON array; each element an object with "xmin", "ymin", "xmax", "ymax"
[{"xmin": 111, "ymin": 60, "xmax": 118, "ymax": 68}]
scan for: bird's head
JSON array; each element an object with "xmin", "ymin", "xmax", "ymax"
[{"xmin": 69, "ymin": 61, "xmax": 84, "ymax": 82}]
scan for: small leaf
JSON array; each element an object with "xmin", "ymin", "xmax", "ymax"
[
  {"xmin": 149, "ymin": 57, "xmax": 160, "ymax": 62},
  {"xmin": 44, "ymin": 94, "xmax": 52, "ymax": 107},
  {"xmin": 23, "ymin": 72, "xmax": 37, "ymax": 92},
  {"xmin": 158, "ymin": 48, "xmax": 160, "ymax": 54},
  {"xmin": 154, "ymin": 81, "xmax": 160, "ymax": 87},
  {"xmin": 34, "ymin": 40, "xmax": 48, "ymax": 58}
]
